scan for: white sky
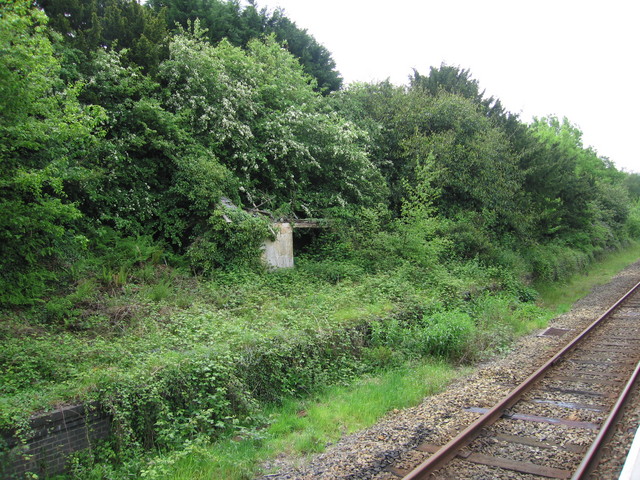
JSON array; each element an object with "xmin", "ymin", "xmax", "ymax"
[{"xmin": 248, "ymin": 0, "xmax": 639, "ymax": 174}]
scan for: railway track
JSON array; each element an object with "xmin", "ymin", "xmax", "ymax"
[{"xmin": 387, "ymin": 281, "xmax": 640, "ymax": 480}]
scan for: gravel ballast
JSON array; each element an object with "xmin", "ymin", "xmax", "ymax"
[{"xmin": 258, "ymin": 260, "xmax": 640, "ymax": 480}]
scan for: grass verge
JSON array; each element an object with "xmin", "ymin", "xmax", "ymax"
[
  {"xmin": 138, "ymin": 361, "xmax": 466, "ymax": 480},
  {"xmin": 535, "ymin": 240, "xmax": 640, "ymax": 312}
]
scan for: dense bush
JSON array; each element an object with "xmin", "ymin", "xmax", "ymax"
[
  {"xmin": 0, "ymin": 0, "xmax": 104, "ymax": 304},
  {"xmin": 369, "ymin": 310, "xmax": 476, "ymax": 360},
  {"xmin": 2, "ymin": 1, "xmax": 638, "ymax": 307},
  {"xmin": 626, "ymin": 201, "xmax": 640, "ymax": 239},
  {"xmin": 186, "ymin": 207, "xmax": 273, "ymax": 273}
]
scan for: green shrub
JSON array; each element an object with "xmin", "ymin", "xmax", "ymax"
[
  {"xmin": 186, "ymin": 208, "xmax": 272, "ymax": 274},
  {"xmin": 237, "ymin": 330, "xmax": 367, "ymax": 402},
  {"xmin": 625, "ymin": 201, "xmax": 640, "ymax": 239},
  {"xmin": 296, "ymin": 259, "xmax": 365, "ymax": 284},
  {"xmin": 524, "ymin": 242, "xmax": 591, "ymax": 282},
  {"xmin": 444, "ymin": 212, "xmax": 496, "ymax": 260},
  {"xmin": 410, "ymin": 311, "xmax": 476, "ymax": 359},
  {"xmin": 368, "ymin": 309, "xmax": 476, "ymax": 361},
  {"xmin": 40, "ymin": 278, "xmax": 99, "ymax": 327},
  {"xmin": 90, "ymin": 231, "xmax": 166, "ymax": 271}
]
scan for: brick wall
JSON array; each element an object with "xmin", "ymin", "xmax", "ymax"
[{"xmin": 1, "ymin": 403, "xmax": 111, "ymax": 478}]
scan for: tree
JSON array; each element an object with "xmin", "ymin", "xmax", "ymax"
[
  {"xmin": 411, "ymin": 64, "xmax": 505, "ymax": 118},
  {"xmin": 158, "ymin": 27, "xmax": 383, "ymax": 217},
  {"xmin": 529, "ymin": 116, "xmax": 630, "ymax": 245},
  {"xmin": 147, "ymin": 0, "xmax": 342, "ymax": 92},
  {"xmin": 624, "ymin": 173, "xmax": 640, "ymax": 200},
  {"xmin": 330, "ymin": 81, "xmax": 408, "ymax": 212},
  {"xmin": 37, "ymin": 0, "xmax": 169, "ymax": 72},
  {"xmin": 401, "ymin": 92, "xmax": 523, "ymax": 233},
  {"xmin": 75, "ymin": 47, "xmax": 237, "ymax": 247},
  {"xmin": 0, "ymin": 0, "xmax": 104, "ymax": 304},
  {"xmin": 334, "ymin": 83, "xmax": 522, "ymax": 230},
  {"xmin": 266, "ymin": 10, "xmax": 342, "ymax": 93}
]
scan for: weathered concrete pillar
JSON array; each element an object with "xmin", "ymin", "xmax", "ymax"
[{"xmin": 262, "ymin": 222, "xmax": 294, "ymax": 268}]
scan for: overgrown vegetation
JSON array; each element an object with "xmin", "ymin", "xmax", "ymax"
[
  {"xmin": 1, "ymin": 0, "xmax": 640, "ymax": 478},
  {"xmin": 1, "ymin": 250, "xmax": 554, "ymax": 478}
]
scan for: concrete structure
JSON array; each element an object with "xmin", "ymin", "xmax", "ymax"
[{"xmin": 262, "ymin": 222, "xmax": 294, "ymax": 268}]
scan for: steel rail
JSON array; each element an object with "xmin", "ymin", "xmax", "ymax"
[
  {"xmin": 571, "ymin": 357, "xmax": 640, "ymax": 479},
  {"xmin": 403, "ymin": 280, "xmax": 640, "ymax": 480}
]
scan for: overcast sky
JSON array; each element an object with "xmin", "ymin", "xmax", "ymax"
[{"xmin": 247, "ymin": 0, "xmax": 639, "ymax": 174}]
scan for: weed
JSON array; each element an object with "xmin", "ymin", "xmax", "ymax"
[{"xmin": 147, "ymin": 281, "xmax": 172, "ymax": 303}]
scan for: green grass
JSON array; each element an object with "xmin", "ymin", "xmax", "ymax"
[
  {"xmin": 535, "ymin": 240, "xmax": 640, "ymax": 312},
  {"xmin": 143, "ymin": 360, "xmax": 465, "ymax": 480}
]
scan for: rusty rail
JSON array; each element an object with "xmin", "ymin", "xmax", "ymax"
[
  {"xmin": 571, "ymin": 358, "xmax": 640, "ymax": 479},
  {"xmin": 403, "ymin": 280, "xmax": 640, "ymax": 480}
]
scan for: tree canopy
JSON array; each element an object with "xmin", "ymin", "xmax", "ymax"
[
  {"xmin": 1, "ymin": 1, "xmax": 637, "ymax": 305},
  {"xmin": 0, "ymin": 0, "xmax": 105, "ymax": 304}
]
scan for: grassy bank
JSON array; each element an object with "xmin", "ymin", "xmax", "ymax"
[
  {"xmin": 536, "ymin": 240, "xmax": 640, "ymax": 312},
  {"xmin": 137, "ymin": 242, "xmax": 640, "ymax": 480},
  {"xmin": 2, "ymin": 255, "xmax": 545, "ymax": 479},
  {"xmin": 133, "ymin": 361, "xmax": 464, "ymax": 480},
  {"xmin": 3, "ymin": 241, "xmax": 639, "ymax": 479}
]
